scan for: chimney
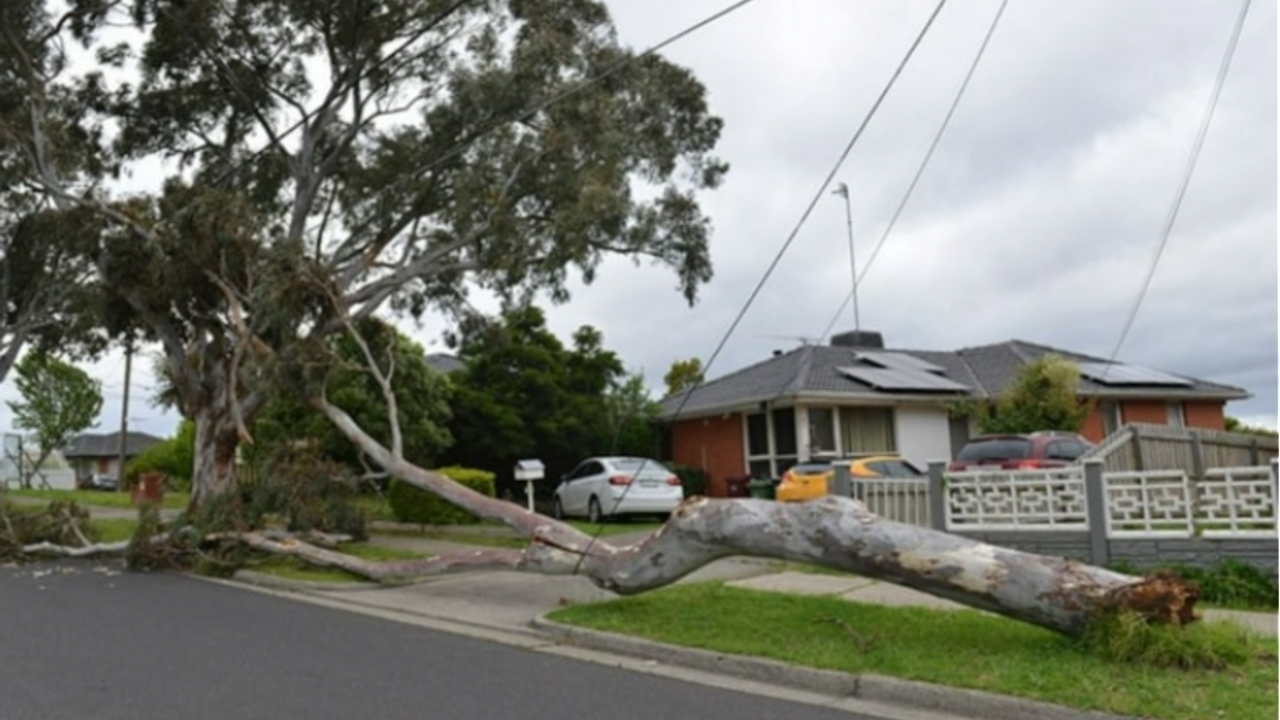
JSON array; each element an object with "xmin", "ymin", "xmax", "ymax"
[{"xmin": 830, "ymin": 330, "xmax": 884, "ymax": 349}]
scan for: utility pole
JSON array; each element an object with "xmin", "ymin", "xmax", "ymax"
[
  {"xmin": 832, "ymin": 182, "xmax": 860, "ymax": 335},
  {"xmin": 116, "ymin": 341, "xmax": 133, "ymax": 486}
]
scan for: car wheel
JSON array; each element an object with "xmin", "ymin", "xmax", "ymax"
[
  {"xmin": 588, "ymin": 497, "xmax": 603, "ymax": 524},
  {"xmin": 553, "ymin": 497, "xmax": 565, "ymax": 520}
]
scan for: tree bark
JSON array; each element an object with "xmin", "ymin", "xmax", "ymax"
[
  {"xmin": 313, "ymin": 399, "xmax": 1198, "ymax": 637},
  {"xmin": 190, "ymin": 402, "xmax": 241, "ymax": 511}
]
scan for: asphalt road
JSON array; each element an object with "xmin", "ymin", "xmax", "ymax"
[{"xmin": 0, "ymin": 560, "xmax": 895, "ymax": 720}]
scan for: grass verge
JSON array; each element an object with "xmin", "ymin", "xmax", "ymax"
[
  {"xmin": 249, "ymin": 542, "xmax": 429, "ymax": 584},
  {"xmin": 548, "ymin": 583, "xmax": 1278, "ymax": 720},
  {"xmin": 9, "ymin": 488, "xmax": 189, "ymax": 510}
]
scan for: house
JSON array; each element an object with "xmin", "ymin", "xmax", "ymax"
[
  {"xmin": 426, "ymin": 353, "xmax": 465, "ymax": 374},
  {"xmin": 659, "ymin": 331, "xmax": 1248, "ymax": 496},
  {"xmin": 62, "ymin": 431, "xmax": 164, "ymax": 482}
]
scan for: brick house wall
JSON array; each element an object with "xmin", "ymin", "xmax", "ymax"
[
  {"xmin": 670, "ymin": 415, "xmax": 745, "ymax": 497},
  {"xmin": 1183, "ymin": 401, "xmax": 1225, "ymax": 429},
  {"xmin": 1121, "ymin": 400, "xmax": 1167, "ymax": 425}
]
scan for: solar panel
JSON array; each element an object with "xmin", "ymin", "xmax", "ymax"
[
  {"xmin": 1078, "ymin": 362, "xmax": 1193, "ymax": 387},
  {"xmin": 853, "ymin": 351, "xmax": 945, "ymax": 374},
  {"xmin": 837, "ymin": 366, "xmax": 969, "ymax": 392}
]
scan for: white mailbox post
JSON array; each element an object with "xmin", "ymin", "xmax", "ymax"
[{"xmin": 513, "ymin": 459, "xmax": 545, "ymax": 512}]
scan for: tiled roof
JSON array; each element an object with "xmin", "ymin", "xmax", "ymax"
[
  {"xmin": 426, "ymin": 353, "xmax": 465, "ymax": 374},
  {"xmin": 63, "ymin": 431, "xmax": 164, "ymax": 459},
  {"xmin": 659, "ymin": 338, "xmax": 1249, "ymax": 418}
]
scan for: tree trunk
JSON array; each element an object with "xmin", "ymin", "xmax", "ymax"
[
  {"xmin": 314, "ymin": 400, "xmax": 1199, "ymax": 638},
  {"xmin": 190, "ymin": 403, "xmax": 241, "ymax": 511}
]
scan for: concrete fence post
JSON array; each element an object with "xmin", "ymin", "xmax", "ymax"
[
  {"xmin": 830, "ymin": 462, "xmax": 852, "ymax": 499},
  {"xmin": 1271, "ymin": 459, "xmax": 1279, "ymax": 534},
  {"xmin": 1083, "ymin": 459, "xmax": 1110, "ymax": 567},
  {"xmin": 927, "ymin": 461, "xmax": 948, "ymax": 532}
]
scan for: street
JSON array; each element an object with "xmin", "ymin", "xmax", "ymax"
[{"xmin": 1, "ymin": 560, "xmax": 900, "ymax": 720}]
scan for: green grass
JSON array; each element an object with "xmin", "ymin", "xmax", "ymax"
[
  {"xmin": 549, "ymin": 583, "xmax": 1278, "ymax": 720},
  {"xmin": 250, "ymin": 542, "xmax": 429, "ymax": 584},
  {"xmin": 563, "ymin": 519, "xmax": 663, "ymax": 538},
  {"xmin": 88, "ymin": 517, "xmax": 140, "ymax": 543},
  {"xmin": 8, "ymin": 488, "xmax": 190, "ymax": 510}
]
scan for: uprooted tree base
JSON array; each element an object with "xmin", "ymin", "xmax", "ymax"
[{"xmin": 3, "ymin": 488, "xmax": 1202, "ymax": 640}]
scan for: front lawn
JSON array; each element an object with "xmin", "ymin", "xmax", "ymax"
[
  {"xmin": 7, "ymin": 488, "xmax": 190, "ymax": 511},
  {"xmin": 548, "ymin": 583, "xmax": 1278, "ymax": 720}
]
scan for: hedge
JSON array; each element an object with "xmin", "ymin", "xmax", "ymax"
[{"xmin": 387, "ymin": 466, "xmax": 496, "ymax": 525}]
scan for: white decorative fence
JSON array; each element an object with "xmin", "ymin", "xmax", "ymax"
[
  {"xmin": 1104, "ymin": 470, "xmax": 1193, "ymax": 538},
  {"xmin": 913, "ymin": 459, "xmax": 1278, "ymax": 576},
  {"xmin": 945, "ymin": 469, "xmax": 1087, "ymax": 530},
  {"xmin": 1198, "ymin": 466, "xmax": 1277, "ymax": 538}
]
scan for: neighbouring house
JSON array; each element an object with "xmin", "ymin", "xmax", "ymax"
[
  {"xmin": 62, "ymin": 431, "xmax": 164, "ymax": 483},
  {"xmin": 426, "ymin": 353, "xmax": 465, "ymax": 374},
  {"xmin": 659, "ymin": 331, "xmax": 1249, "ymax": 497}
]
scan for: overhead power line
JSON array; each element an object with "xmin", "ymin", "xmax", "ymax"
[
  {"xmin": 819, "ymin": 0, "xmax": 1010, "ymax": 343},
  {"xmin": 1103, "ymin": 0, "xmax": 1252, "ymax": 370},
  {"xmin": 583, "ymin": 1, "xmax": 951, "ymax": 571},
  {"xmin": 673, "ymin": 0, "xmax": 950, "ymax": 404}
]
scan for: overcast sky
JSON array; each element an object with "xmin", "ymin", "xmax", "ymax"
[{"xmin": 1, "ymin": 0, "xmax": 1274, "ymax": 441}]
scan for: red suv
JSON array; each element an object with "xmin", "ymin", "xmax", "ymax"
[{"xmin": 947, "ymin": 431, "xmax": 1092, "ymax": 472}]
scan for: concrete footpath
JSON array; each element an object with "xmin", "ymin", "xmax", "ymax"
[{"xmin": 231, "ymin": 529, "xmax": 1278, "ymax": 720}]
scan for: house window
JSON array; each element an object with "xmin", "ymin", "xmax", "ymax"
[
  {"xmin": 1100, "ymin": 400, "xmax": 1121, "ymax": 436},
  {"xmin": 840, "ymin": 407, "xmax": 896, "ymax": 454},
  {"xmin": 1167, "ymin": 402, "xmax": 1185, "ymax": 427},
  {"xmin": 771, "ymin": 408, "xmax": 796, "ymax": 455},
  {"xmin": 807, "ymin": 408, "xmax": 837, "ymax": 455},
  {"xmin": 746, "ymin": 413, "xmax": 769, "ymax": 456}
]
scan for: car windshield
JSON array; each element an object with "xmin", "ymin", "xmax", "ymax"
[
  {"xmin": 867, "ymin": 460, "xmax": 921, "ymax": 478},
  {"xmin": 957, "ymin": 438, "xmax": 1032, "ymax": 461}
]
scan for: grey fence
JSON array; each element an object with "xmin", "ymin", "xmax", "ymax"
[{"xmin": 1082, "ymin": 423, "xmax": 1278, "ymax": 475}]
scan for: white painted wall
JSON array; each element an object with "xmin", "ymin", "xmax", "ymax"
[{"xmin": 895, "ymin": 405, "xmax": 952, "ymax": 469}]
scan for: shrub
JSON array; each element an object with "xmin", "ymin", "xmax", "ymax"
[
  {"xmin": 1110, "ymin": 558, "xmax": 1278, "ymax": 611},
  {"xmin": 387, "ymin": 466, "xmax": 496, "ymax": 525},
  {"xmin": 671, "ymin": 464, "xmax": 708, "ymax": 497}
]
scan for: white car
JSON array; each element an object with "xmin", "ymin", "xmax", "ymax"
[{"xmin": 552, "ymin": 456, "xmax": 684, "ymax": 523}]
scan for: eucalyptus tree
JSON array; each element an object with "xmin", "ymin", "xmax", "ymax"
[{"xmin": 2, "ymin": 0, "xmax": 724, "ymax": 507}]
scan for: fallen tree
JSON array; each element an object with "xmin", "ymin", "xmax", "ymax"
[{"xmin": 305, "ymin": 399, "xmax": 1198, "ymax": 638}]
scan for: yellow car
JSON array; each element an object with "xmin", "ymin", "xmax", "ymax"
[{"xmin": 775, "ymin": 455, "xmax": 922, "ymax": 502}]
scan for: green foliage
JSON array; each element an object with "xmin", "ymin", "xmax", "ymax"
[
  {"xmin": 663, "ymin": 357, "xmax": 705, "ymax": 397},
  {"xmin": 241, "ymin": 445, "xmax": 367, "ymax": 539},
  {"xmin": 979, "ymin": 354, "xmax": 1090, "ymax": 434},
  {"xmin": 4, "ymin": 0, "xmax": 726, "ymax": 507},
  {"xmin": 7, "ymin": 350, "xmax": 103, "ymax": 480},
  {"xmin": 1079, "ymin": 611, "xmax": 1256, "ymax": 670},
  {"xmin": 124, "ymin": 419, "xmax": 196, "ymax": 490},
  {"xmin": 1, "ymin": 499, "xmax": 94, "ymax": 558},
  {"xmin": 387, "ymin": 467, "xmax": 496, "ymax": 526},
  {"xmin": 671, "ymin": 464, "xmax": 708, "ymax": 497},
  {"xmin": 1225, "ymin": 417, "xmax": 1279, "ymax": 437},
  {"xmin": 441, "ymin": 307, "xmax": 628, "ymax": 494},
  {"xmin": 252, "ymin": 319, "xmax": 454, "ymax": 473},
  {"xmin": 603, "ymin": 371, "xmax": 662, "ymax": 457},
  {"xmin": 1110, "ymin": 559, "xmax": 1279, "ymax": 611}
]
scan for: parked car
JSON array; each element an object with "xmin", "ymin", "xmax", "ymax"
[
  {"xmin": 947, "ymin": 431, "xmax": 1093, "ymax": 472},
  {"xmin": 776, "ymin": 455, "xmax": 923, "ymax": 503},
  {"xmin": 79, "ymin": 473, "xmax": 119, "ymax": 491},
  {"xmin": 552, "ymin": 456, "xmax": 684, "ymax": 523}
]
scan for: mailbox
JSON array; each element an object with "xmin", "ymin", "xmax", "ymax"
[{"xmin": 514, "ymin": 459, "xmax": 545, "ymax": 512}]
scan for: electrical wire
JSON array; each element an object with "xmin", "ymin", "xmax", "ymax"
[
  {"xmin": 819, "ymin": 0, "xmax": 1009, "ymax": 343},
  {"xmin": 1102, "ymin": 0, "xmax": 1251, "ymax": 373},
  {"xmin": 576, "ymin": 0, "xmax": 951, "ymax": 570}
]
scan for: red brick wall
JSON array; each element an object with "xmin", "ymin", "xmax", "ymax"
[
  {"xmin": 1183, "ymin": 401, "xmax": 1226, "ymax": 430},
  {"xmin": 1080, "ymin": 399, "xmax": 1228, "ymax": 442},
  {"xmin": 1079, "ymin": 407, "xmax": 1107, "ymax": 443},
  {"xmin": 1121, "ymin": 400, "xmax": 1167, "ymax": 425},
  {"xmin": 671, "ymin": 415, "xmax": 744, "ymax": 498}
]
